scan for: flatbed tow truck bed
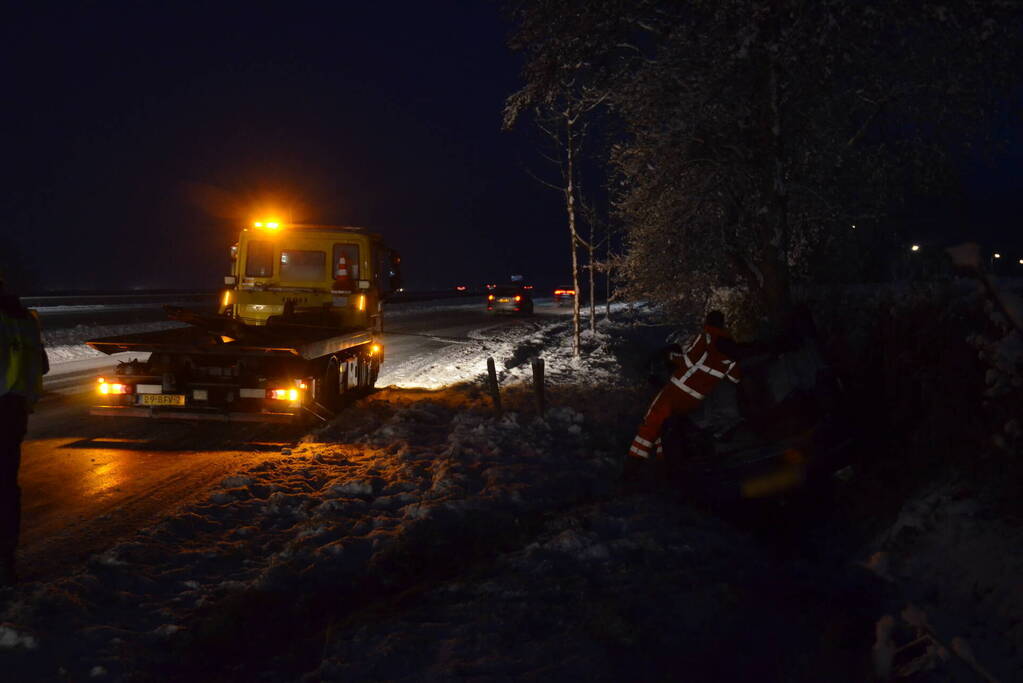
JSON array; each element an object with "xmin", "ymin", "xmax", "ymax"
[
  {"xmin": 86, "ymin": 321, "xmax": 372, "ymax": 360},
  {"xmin": 86, "ymin": 308, "xmax": 380, "ymax": 423}
]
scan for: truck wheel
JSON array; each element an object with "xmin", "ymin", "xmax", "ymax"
[
  {"xmin": 358, "ymin": 354, "xmax": 370, "ymax": 389},
  {"xmin": 321, "ymin": 358, "xmax": 342, "ymax": 411},
  {"xmin": 368, "ymin": 355, "xmax": 380, "ymax": 389}
]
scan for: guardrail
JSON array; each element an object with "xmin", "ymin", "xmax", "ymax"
[
  {"xmin": 23, "ymin": 292, "xmax": 217, "ymax": 308},
  {"xmin": 23, "ymin": 288, "xmax": 496, "ymax": 310}
]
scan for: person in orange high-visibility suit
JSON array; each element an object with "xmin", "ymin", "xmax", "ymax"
[{"xmin": 628, "ymin": 311, "xmax": 742, "ymax": 464}]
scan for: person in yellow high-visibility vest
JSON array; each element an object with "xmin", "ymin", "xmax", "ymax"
[{"xmin": 0, "ymin": 275, "xmax": 48, "ymax": 586}]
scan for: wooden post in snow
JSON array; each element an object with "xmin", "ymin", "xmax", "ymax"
[
  {"xmin": 486, "ymin": 357, "xmax": 502, "ymax": 415},
  {"xmin": 531, "ymin": 357, "xmax": 545, "ymax": 417}
]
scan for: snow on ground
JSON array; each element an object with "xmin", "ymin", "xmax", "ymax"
[
  {"xmin": 0, "ymin": 314, "xmax": 641, "ymax": 680},
  {"xmin": 42, "ymin": 321, "xmax": 184, "ymax": 365},
  {"xmin": 379, "ymin": 301, "xmax": 646, "ymax": 390},
  {"xmin": 8, "ymin": 298, "xmax": 1017, "ymax": 680},
  {"xmin": 0, "ymin": 308, "xmax": 903, "ymax": 681},
  {"xmin": 866, "ymin": 482, "xmax": 1023, "ymax": 678}
]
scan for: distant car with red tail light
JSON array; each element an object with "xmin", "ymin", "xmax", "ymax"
[
  {"xmin": 554, "ymin": 286, "xmax": 576, "ymax": 306},
  {"xmin": 486, "ymin": 285, "xmax": 534, "ymax": 315}
]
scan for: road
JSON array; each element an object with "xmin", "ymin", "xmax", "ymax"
[{"xmin": 18, "ymin": 301, "xmax": 562, "ymax": 583}]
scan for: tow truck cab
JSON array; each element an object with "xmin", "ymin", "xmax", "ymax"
[{"xmin": 224, "ymin": 225, "xmax": 400, "ymax": 331}]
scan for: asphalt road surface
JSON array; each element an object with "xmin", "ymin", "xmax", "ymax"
[{"xmin": 18, "ymin": 302, "xmax": 562, "ymax": 583}]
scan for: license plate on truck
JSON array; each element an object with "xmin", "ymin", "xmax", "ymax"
[{"xmin": 140, "ymin": 394, "xmax": 186, "ymax": 406}]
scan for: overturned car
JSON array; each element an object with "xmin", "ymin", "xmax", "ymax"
[{"xmin": 650, "ymin": 318, "xmax": 855, "ymax": 503}]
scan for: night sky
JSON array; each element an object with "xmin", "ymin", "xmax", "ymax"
[
  {"xmin": 2, "ymin": 2, "xmax": 563, "ymax": 293},
  {"xmin": 2, "ymin": 4, "xmax": 1020, "ymax": 294}
]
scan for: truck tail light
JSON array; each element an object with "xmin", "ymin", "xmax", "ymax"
[
  {"xmin": 514, "ymin": 295, "xmax": 521, "ymax": 302},
  {"xmin": 98, "ymin": 380, "xmax": 131, "ymax": 395},
  {"xmin": 488, "ymin": 294, "xmax": 495, "ymax": 301},
  {"xmin": 268, "ymin": 388, "xmax": 301, "ymax": 402}
]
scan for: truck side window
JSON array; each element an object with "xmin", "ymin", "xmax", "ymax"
[
  {"xmin": 280, "ymin": 250, "xmax": 326, "ymax": 282},
  {"xmin": 333, "ymin": 244, "xmax": 360, "ymax": 279},
  {"xmin": 245, "ymin": 240, "xmax": 274, "ymax": 277}
]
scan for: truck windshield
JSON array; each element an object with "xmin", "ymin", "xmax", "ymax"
[
  {"xmin": 280, "ymin": 250, "xmax": 326, "ymax": 282},
  {"xmin": 245, "ymin": 241, "xmax": 274, "ymax": 277}
]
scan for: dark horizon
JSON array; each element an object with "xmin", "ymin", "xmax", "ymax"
[
  {"xmin": 2, "ymin": 3, "xmax": 567, "ymax": 294},
  {"xmin": 2, "ymin": 3, "xmax": 1021, "ymax": 295}
]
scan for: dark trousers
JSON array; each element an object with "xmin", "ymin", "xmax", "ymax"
[{"xmin": 0, "ymin": 393, "xmax": 27, "ymax": 561}]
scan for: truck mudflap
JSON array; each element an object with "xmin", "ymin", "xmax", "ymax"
[{"xmin": 89, "ymin": 406, "xmax": 301, "ymax": 424}]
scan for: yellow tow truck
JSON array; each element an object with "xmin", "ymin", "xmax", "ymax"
[{"xmin": 86, "ymin": 221, "xmax": 402, "ymax": 423}]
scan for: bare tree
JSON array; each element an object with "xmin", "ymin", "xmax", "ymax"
[
  {"xmin": 577, "ymin": 193, "xmax": 615, "ymax": 332},
  {"xmin": 506, "ymin": 104, "xmax": 600, "ymax": 355},
  {"xmin": 504, "ymin": 13, "xmax": 610, "ymax": 354}
]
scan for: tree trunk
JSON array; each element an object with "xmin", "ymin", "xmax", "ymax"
[
  {"xmin": 758, "ymin": 247, "xmax": 791, "ymax": 332},
  {"xmin": 604, "ymin": 235, "xmax": 611, "ymax": 322},
  {"xmin": 588, "ymin": 219, "xmax": 596, "ymax": 334},
  {"xmin": 764, "ymin": 54, "xmax": 792, "ymax": 332},
  {"xmin": 566, "ymin": 118, "xmax": 581, "ymax": 356}
]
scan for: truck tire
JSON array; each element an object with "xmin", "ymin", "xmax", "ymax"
[
  {"xmin": 357, "ymin": 353, "xmax": 370, "ymax": 389},
  {"xmin": 320, "ymin": 357, "xmax": 342, "ymax": 411},
  {"xmin": 368, "ymin": 355, "xmax": 380, "ymax": 389}
]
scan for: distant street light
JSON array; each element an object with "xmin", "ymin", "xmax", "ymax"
[
  {"xmin": 910, "ymin": 244, "xmax": 920, "ymax": 252},
  {"xmin": 994, "ymin": 252, "xmax": 1002, "ymax": 259},
  {"xmin": 1019, "ymin": 258, "xmax": 1023, "ymax": 265}
]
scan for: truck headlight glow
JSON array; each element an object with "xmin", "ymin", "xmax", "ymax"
[{"xmin": 370, "ymin": 343, "xmax": 381, "ymax": 355}]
